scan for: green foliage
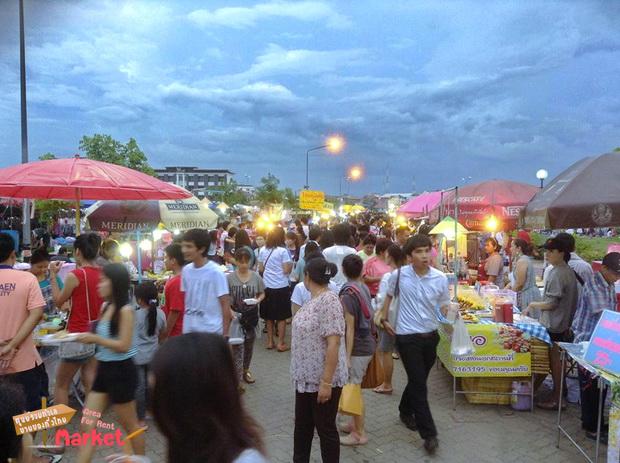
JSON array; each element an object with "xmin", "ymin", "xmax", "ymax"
[
  {"xmin": 36, "ymin": 200, "xmax": 72, "ymax": 228},
  {"xmin": 79, "ymin": 134, "xmax": 155, "ymax": 175},
  {"xmin": 529, "ymin": 231, "xmax": 616, "ymax": 262},
  {"xmin": 39, "ymin": 153, "xmax": 57, "ymax": 161},
  {"xmin": 282, "ymin": 187, "xmax": 297, "ymax": 209},
  {"xmin": 211, "ymin": 179, "xmax": 249, "ymax": 206},
  {"xmin": 255, "ymin": 173, "xmax": 284, "ymax": 205}
]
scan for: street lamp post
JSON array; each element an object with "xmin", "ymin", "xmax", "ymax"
[
  {"xmin": 340, "ymin": 166, "xmax": 363, "ymax": 203},
  {"xmin": 19, "ymin": 0, "xmax": 31, "ymax": 249},
  {"xmin": 536, "ymin": 169, "xmax": 548, "ymax": 189},
  {"xmin": 304, "ymin": 135, "xmax": 344, "ymax": 189}
]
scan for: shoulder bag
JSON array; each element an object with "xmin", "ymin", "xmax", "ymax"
[
  {"xmin": 59, "ymin": 269, "xmax": 97, "ymax": 361},
  {"xmin": 374, "ymin": 268, "xmax": 401, "ymax": 329},
  {"xmin": 258, "ymin": 249, "xmax": 275, "ymax": 277}
]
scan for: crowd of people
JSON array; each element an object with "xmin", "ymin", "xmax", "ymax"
[{"xmin": 1, "ymin": 213, "xmax": 619, "ymax": 462}]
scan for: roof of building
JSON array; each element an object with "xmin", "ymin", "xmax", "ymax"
[{"xmin": 154, "ymin": 166, "xmax": 234, "ymax": 174}]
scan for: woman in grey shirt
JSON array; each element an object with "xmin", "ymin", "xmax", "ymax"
[
  {"xmin": 484, "ymin": 237, "xmax": 505, "ymax": 288},
  {"xmin": 507, "ymin": 239, "xmax": 541, "ymax": 317}
]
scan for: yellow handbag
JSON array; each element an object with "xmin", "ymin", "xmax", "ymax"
[{"xmin": 338, "ymin": 383, "xmax": 363, "ymax": 416}]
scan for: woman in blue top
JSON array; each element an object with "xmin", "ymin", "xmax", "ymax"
[{"xmin": 75, "ymin": 263, "xmax": 144, "ymax": 463}]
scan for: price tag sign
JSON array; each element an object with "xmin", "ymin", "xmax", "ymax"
[
  {"xmin": 584, "ymin": 310, "xmax": 620, "ymax": 376},
  {"xmin": 299, "ymin": 190, "xmax": 325, "ymax": 211}
]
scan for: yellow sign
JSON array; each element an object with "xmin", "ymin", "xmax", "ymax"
[
  {"xmin": 323, "ymin": 201, "xmax": 334, "ymax": 210},
  {"xmin": 13, "ymin": 404, "xmax": 77, "ymax": 435},
  {"xmin": 299, "ymin": 190, "xmax": 325, "ymax": 211},
  {"xmin": 437, "ymin": 323, "xmax": 531, "ymax": 377}
]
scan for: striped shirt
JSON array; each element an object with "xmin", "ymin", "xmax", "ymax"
[{"xmin": 572, "ymin": 272, "xmax": 616, "ymax": 343}]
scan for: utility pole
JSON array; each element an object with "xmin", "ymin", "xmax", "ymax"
[{"xmin": 19, "ymin": 0, "xmax": 31, "ymax": 249}]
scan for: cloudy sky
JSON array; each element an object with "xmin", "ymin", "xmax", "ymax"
[{"xmin": 1, "ymin": 1, "xmax": 619, "ymax": 195}]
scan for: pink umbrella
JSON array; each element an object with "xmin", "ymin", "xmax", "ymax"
[
  {"xmin": 0, "ymin": 156, "xmax": 191, "ymax": 233},
  {"xmin": 397, "ymin": 191, "xmax": 443, "ymax": 218}
]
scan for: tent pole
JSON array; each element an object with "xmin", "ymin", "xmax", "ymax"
[
  {"xmin": 454, "ymin": 186, "xmax": 459, "ymax": 300},
  {"xmin": 137, "ymin": 229, "xmax": 142, "ymax": 284}
]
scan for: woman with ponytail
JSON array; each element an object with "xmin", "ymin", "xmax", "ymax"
[
  {"xmin": 133, "ymin": 281, "xmax": 167, "ymax": 427},
  {"xmin": 73, "ymin": 264, "xmax": 145, "ymax": 463},
  {"xmin": 291, "ymin": 257, "xmax": 348, "ymax": 463}
]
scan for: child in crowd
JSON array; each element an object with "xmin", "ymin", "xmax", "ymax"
[
  {"xmin": 133, "ymin": 282, "xmax": 167, "ymax": 428},
  {"xmin": 227, "ymin": 248, "xmax": 265, "ymax": 389}
]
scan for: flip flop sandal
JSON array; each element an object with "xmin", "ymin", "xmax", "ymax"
[{"xmin": 373, "ymin": 386, "xmax": 393, "ymax": 394}]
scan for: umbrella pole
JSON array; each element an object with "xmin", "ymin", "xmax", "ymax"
[{"xmin": 75, "ymin": 194, "xmax": 81, "ymax": 235}]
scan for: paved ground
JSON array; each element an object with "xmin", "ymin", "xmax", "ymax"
[{"xmin": 53, "ymin": 331, "xmax": 605, "ymax": 463}]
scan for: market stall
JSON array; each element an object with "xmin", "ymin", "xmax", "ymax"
[
  {"xmin": 431, "ymin": 179, "xmax": 539, "ymax": 232},
  {"xmin": 437, "ymin": 287, "xmax": 551, "ymax": 410}
]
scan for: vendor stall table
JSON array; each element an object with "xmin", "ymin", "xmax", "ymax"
[
  {"xmin": 556, "ymin": 342, "xmax": 618, "ymax": 463},
  {"xmin": 437, "ymin": 318, "xmax": 551, "ymax": 411}
]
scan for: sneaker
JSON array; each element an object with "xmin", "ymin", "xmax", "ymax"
[
  {"xmin": 424, "ymin": 436, "xmax": 438, "ymax": 454},
  {"xmin": 399, "ymin": 412, "xmax": 417, "ymax": 431},
  {"xmin": 339, "ymin": 431, "xmax": 368, "ymax": 446}
]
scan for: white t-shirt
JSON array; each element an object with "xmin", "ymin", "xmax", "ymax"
[
  {"xmin": 291, "ymin": 281, "xmax": 339, "ymax": 307},
  {"xmin": 388, "ymin": 265, "xmax": 450, "ymax": 335},
  {"xmin": 219, "ymin": 231, "xmax": 228, "ymax": 250},
  {"xmin": 234, "ymin": 448, "xmax": 268, "ymax": 463},
  {"xmin": 322, "ymin": 245, "xmax": 357, "ymax": 291},
  {"xmin": 258, "ymin": 247, "xmax": 292, "ymax": 289},
  {"xmin": 181, "ymin": 260, "xmax": 229, "ymax": 334}
]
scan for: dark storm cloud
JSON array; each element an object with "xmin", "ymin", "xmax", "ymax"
[{"xmin": 1, "ymin": 0, "xmax": 620, "ymax": 194}]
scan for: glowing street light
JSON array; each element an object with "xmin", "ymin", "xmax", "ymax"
[
  {"xmin": 348, "ymin": 165, "xmax": 363, "ymax": 181},
  {"xmin": 326, "ymin": 135, "xmax": 345, "ymax": 154},
  {"xmin": 340, "ymin": 165, "xmax": 364, "ymax": 200},
  {"xmin": 305, "ymin": 134, "xmax": 346, "ymax": 189},
  {"xmin": 536, "ymin": 169, "xmax": 548, "ymax": 189}
]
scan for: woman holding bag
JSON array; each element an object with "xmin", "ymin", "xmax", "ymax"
[
  {"xmin": 291, "ymin": 257, "xmax": 348, "ymax": 463},
  {"xmin": 49, "ymin": 233, "xmax": 103, "ymax": 450},
  {"xmin": 372, "ymin": 244, "xmax": 405, "ymax": 395},
  {"xmin": 338, "ymin": 254, "xmax": 377, "ymax": 446}
]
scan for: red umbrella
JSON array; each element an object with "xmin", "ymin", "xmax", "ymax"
[
  {"xmin": 430, "ymin": 179, "xmax": 539, "ymax": 231},
  {"xmin": 0, "ymin": 156, "xmax": 191, "ymax": 233}
]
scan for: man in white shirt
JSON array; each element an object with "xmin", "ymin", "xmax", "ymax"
[
  {"xmin": 380, "ymin": 234, "xmax": 450, "ymax": 455},
  {"xmin": 322, "ymin": 223, "xmax": 357, "ymax": 291},
  {"xmin": 181, "ymin": 229, "xmax": 232, "ymax": 336}
]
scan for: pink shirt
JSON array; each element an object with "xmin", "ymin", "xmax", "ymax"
[
  {"xmin": 0, "ymin": 268, "xmax": 45, "ymax": 373},
  {"xmin": 291, "ymin": 291, "xmax": 348, "ymax": 393},
  {"xmin": 363, "ymin": 256, "xmax": 392, "ymax": 296}
]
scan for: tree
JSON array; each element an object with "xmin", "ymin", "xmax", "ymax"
[
  {"xmin": 212, "ymin": 179, "xmax": 249, "ymax": 206},
  {"xmin": 79, "ymin": 134, "xmax": 155, "ymax": 175},
  {"xmin": 614, "ymin": 147, "xmax": 620, "ymax": 152},
  {"xmin": 282, "ymin": 187, "xmax": 298, "ymax": 209},
  {"xmin": 39, "ymin": 153, "xmax": 57, "ymax": 161},
  {"xmin": 255, "ymin": 173, "xmax": 284, "ymax": 205}
]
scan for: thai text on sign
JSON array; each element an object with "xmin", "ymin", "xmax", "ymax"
[
  {"xmin": 585, "ymin": 310, "xmax": 620, "ymax": 376},
  {"xmin": 299, "ymin": 190, "xmax": 325, "ymax": 211}
]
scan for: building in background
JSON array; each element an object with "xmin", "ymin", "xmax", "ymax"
[
  {"xmin": 155, "ymin": 166, "xmax": 234, "ymax": 198},
  {"xmin": 237, "ymin": 184, "xmax": 257, "ymax": 198}
]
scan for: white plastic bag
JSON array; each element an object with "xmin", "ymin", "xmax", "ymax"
[
  {"xmin": 228, "ymin": 317, "xmax": 244, "ymax": 345},
  {"xmin": 451, "ymin": 316, "xmax": 474, "ymax": 356}
]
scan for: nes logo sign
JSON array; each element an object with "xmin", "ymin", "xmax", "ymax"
[
  {"xmin": 501, "ymin": 206, "xmax": 523, "ymax": 217},
  {"xmin": 165, "ymin": 202, "xmax": 199, "ymax": 211}
]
